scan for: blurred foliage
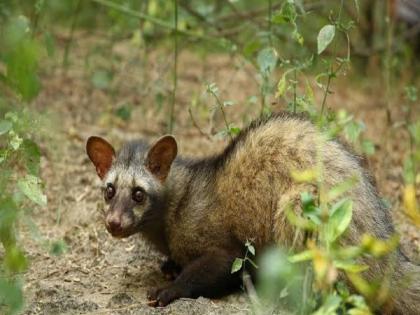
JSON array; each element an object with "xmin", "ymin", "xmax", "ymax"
[
  {"xmin": 0, "ymin": 6, "xmax": 66, "ymax": 315},
  {"xmin": 402, "ymin": 85, "xmax": 420, "ymax": 226}
]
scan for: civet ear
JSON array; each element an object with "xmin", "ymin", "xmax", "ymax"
[
  {"xmin": 145, "ymin": 135, "xmax": 178, "ymax": 182},
  {"xmin": 86, "ymin": 136, "xmax": 116, "ymax": 179}
]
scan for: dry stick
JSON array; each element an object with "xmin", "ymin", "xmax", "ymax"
[
  {"xmin": 168, "ymin": 0, "xmax": 178, "ymax": 134},
  {"xmin": 242, "ymin": 271, "xmax": 261, "ymax": 312},
  {"xmin": 62, "ymin": 0, "xmax": 82, "ymax": 69}
]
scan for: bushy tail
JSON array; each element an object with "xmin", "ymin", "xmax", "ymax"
[{"xmin": 389, "ymin": 259, "xmax": 420, "ymax": 315}]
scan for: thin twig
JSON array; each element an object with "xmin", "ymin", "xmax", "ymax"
[
  {"xmin": 208, "ymin": 89, "xmax": 233, "ymax": 141},
  {"xmin": 319, "ymin": 0, "xmax": 345, "ymax": 121},
  {"xmin": 62, "ymin": 0, "xmax": 82, "ymax": 69},
  {"xmin": 268, "ymin": 0, "xmax": 273, "ymax": 46},
  {"xmin": 188, "ymin": 108, "xmax": 212, "ymax": 140},
  {"xmin": 168, "ymin": 0, "xmax": 178, "ymax": 134},
  {"xmin": 90, "ymin": 0, "xmax": 213, "ymax": 41},
  {"xmin": 293, "ymin": 68, "xmax": 297, "ymax": 113},
  {"xmin": 242, "ymin": 271, "xmax": 261, "ymax": 311}
]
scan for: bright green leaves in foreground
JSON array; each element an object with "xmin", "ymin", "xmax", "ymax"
[
  {"xmin": 326, "ymin": 198, "xmax": 353, "ymax": 243},
  {"xmin": 0, "ymin": 14, "xmax": 47, "ymax": 312},
  {"xmin": 231, "ymin": 241, "xmax": 257, "ymax": 274},
  {"xmin": 0, "ymin": 279, "xmax": 23, "ymax": 315},
  {"xmin": 285, "ymin": 176, "xmax": 399, "ymax": 313},
  {"xmin": 1, "ymin": 16, "xmax": 42, "ymax": 100},
  {"xmin": 0, "ymin": 110, "xmax": 46, "ymax": 314},
  {"xmin": 245, "ymin": 162, "xmax": 399, "ymax": 314}
]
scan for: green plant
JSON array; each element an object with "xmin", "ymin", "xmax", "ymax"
[
  {"xmin": 0, "ymin": 9, "xmax": 65, "ymax": 315},
  {"xmin": 231, "ymin": 240, "xmax": 258, "ymax": 274},
  {"xmin": 402, "ymin": 86, "xmax": 420, "ymax": 226}
]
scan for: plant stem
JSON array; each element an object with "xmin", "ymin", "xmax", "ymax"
[
  {"xmin": 384, "ymin": 0, "xmax": 394, "ymax": 126},
  {"xmin": 319, "ymin": 0, "xmax": 345, "ymax": 123},
  {"xmin": 320, "ymin": 70, "xmax": 332, "ymax": 119},
  {"xmin": 209, "ymin": 89, "xmax": 233, "ymax": 141},
  {"xmin": 268, "ymin": 0, "xmax": 273, "ymax": 46},
  {"xmin": 293, "ymin": 67, "xmax": 297, "ymax": 113},
  {"xmin": 91, "ymin": 0, "xmax": 213, "ymax": 41},
  {"xmin": 62, "ymin": 0, "xmax": 82, "ymax": 69},
  {"xmin": 168, "ymin": 0, "xmax": 178, "ymax": 134},
  {"xmin": 188, "ymin": 108, "xmax": 212, "ymax": 140}
]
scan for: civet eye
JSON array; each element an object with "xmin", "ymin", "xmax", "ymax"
[
  {"xmin": 105, "ymin": 184, "xmax": 115, "ymax": 201},
  {"xmin": 132, "ymin": 187, "xmax": 145, "ymax": 203}
]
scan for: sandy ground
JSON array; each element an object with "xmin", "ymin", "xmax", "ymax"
[{"xmin": 19, "ymin": 33, "xmax": 419, "ymax": 315}]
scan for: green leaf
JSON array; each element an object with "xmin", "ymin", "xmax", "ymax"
[
  {"xmin": 288, "ymin": 249, "xmax": 314, "ymax": 263},
  {"xmin": 231, "ymin": 258, "xmax": 243, "ymax": 273},
  {"xmin": 35, "ymin": 0, "xmax": 46, "ymax": 13},
  {"xmin": 344, "ymin": 121, "xmax": 364, "ymax": 142},
  {"xmin": 91, "ymin": 69, "xmax": 113, "ymax": 89},
  {"xmin": 326, "ymin": 176, "xmax": 359, "ymax": 202},
  {"xmin": 404, "ymin": 85, "xmax": 417, "ymax": 102},
  {"xmin": 4, "ymin": 112, "xmax": 18, "ymax": 123},
  {"xmin": 0, "ymin": 152, "xmax": 5, "ymax": 164},
  {"xmin": 317, "ymin": 24, "xmax": 335, "ymax": 55},
  {"xmin": 326, "ymin": 199, "xmax": 353, "ymax": 242},
  {"xmin": 4, "ymin": 246, "xmax": 28, "ymax": 273},
  {"xmin": 17, "ymin": 175, "xmax": 47, "ymax": 206},
  {"xmin": 9, "ymin": 131, "xmax": 23, "ymax": 150},
  {"xmin": 361, "ymin": 139, "xmax": 375, "ymax": 155},
  {"xmin": 3, "ymin": 18, "xmax": 42, "ymax": 101},
  {"xmin": 334, "ymin": 260, "xmax": 368, "ymax": 273},
  {"xmin": 258, "ymin": 248, "xmax": 302, "ymax": 308},
  {"xmin": 301, "ymin": 191, "xmax": 316, "ymax": 212},
  {"xmin": 292, "ymin": 29, "xmax": 304, "ymax": 45},
  {"xmin": 312, "ymin": 294, "xmax": 341, "ymax": 315},
  {"xmin": 403, "ymin": 158, "xmax": 415, "ymax": 184},
  {"xmin": 0, "ymin": 120, "xmax": 12, "ymax": 135},
  {"xmin": 115, "ymin": 105, "xmax": 132, "ymax": 121},
  {"xmin": 0, "ymin": 278, "xmax": 24, "ymax": 314},
  {"xmin": 305, "ymin": 79, "xmax": 315, "ymax": 103},
  {"xmin": 0, "ymin": 198, "xmax": 18, "ymax": 248},
  {"xmin": 247, "ymin": 244, "xmax": 255, "ymax": 256},
  {"xmin": 242, "ymin": 40, "xmax": 261, "ymax": 59},
  {"xmin": 257, "ymin": 47, "xmax": 278, "ymax": 74},
  {"xmin": 408, "ymin": 121, "xmax": 420, "ymax": 143},
  {"xmin": 206, "ymin": 82, "xmax": 219, "ymax": 95},
  {"xmin": 44, "ymin": 31, "xmax": 56, "ymax": 57},
  {"xmin": 228, "ymin": 126, "xmax": 241, "ymax": 136},
  {"xmin": 276, "ymin": 73, "xmax": 287, "ymax": 98},
  {"xmin": 223, "ymin": 100, "xmax": 234, "ymax": 107},
  {"xmin": 49, "ymin": 239, "xmax": 68, "ymax": 256},
  {"xmin": 21, "ymin": 139, "xmax": 41, "ymax": 176},
  {"xmin": 279, "ymin": 1, "xmax": 297, "ymax": 24}
]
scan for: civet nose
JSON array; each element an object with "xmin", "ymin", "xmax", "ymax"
[{"xmin": 106, "ymin": 216, "xmax": 122, "ymax": 233}]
